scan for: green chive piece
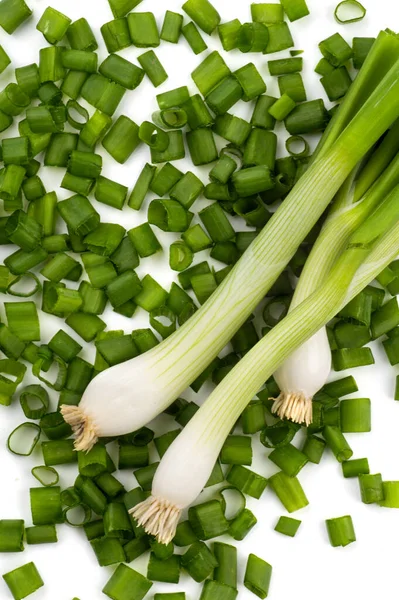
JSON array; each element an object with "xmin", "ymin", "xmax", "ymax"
[
  {"xmin": 108, "ymin": 0, "xmax": 142, "ymax": 18},
  {"xmin": 138, "ymin": 50, "xmax": 168, "ymax": 87},
  {"xmin": 81, "ymin": 74, "xmax": 125, "ymax": 116},
  {"xmin": 42, "ymin": 440, "xmax": 76, "ymax": 466},
  {"xmin": 0, "ymin": 45, "xmax": 10, "ymax": 74},
  {"xmin": 229, "ymin": 508, "xmax": 257, "ymax": 541},
  {"xmin": 265, "ymin": 22, "xmax": 293, "ymax": 53},
  {"xmin": 128, "ymin": 12, "xmax": 159, "ymax": 48},
  {"xmin": 359, "ymin": 473, "xmax": 384, "ymax": 504},
  {"xmin": 192, "ymin": 51, "xmax": 230, "ymax": 97},
  {"xmin": 188, "ymin": 499, "xmax": 229, "ymax": 540},
  {"xmin": 67, "ymin": 18, "xmax": 97, "ymax": 51},
  {"xmin": 199, "ymin": 581, "xmax": 237, "ymax": 600},
  {"xmin": 182, "ymin": 21, "xmax": 207, "ymax": 54},
  {"xmin": 3, "ymin": 562, "xmax": 44, "ymax": 600},
  {"xmin": 319, "ymin": 32, "xmax": 353, "ymax": 67},
  {"xmin": 0, "ymin": 0, "xmax": 32, "ymax": 34},
  {"xmin": 0, "ymin": 519, "xmax": 24, "ymax": 552},
  {"xmin": 182, "ymin": 0, "xmax": 220, "ymax": 34},
  {"xmin": 237, "ymin": 22, "xmax": 269, "ymax": 53},
  {"xmin": 20, "ymin": 384, "xmax": 49, "ymax": 419},
  {"xmin": 251, "ymin": 3, "xmax": 284, "ymax": 23},
  {"xmin": 206, "ymin": 76, "xmax": 243, "ymax": 115},
  {"xmin": 274, "ymin": 516, "xmax": 301, "ymax": 537},
  {"xmin": 301, "ymin": 435, "xmax": 326, "ymax": 464},
  {"xmin": 128, "ymin": 163, "xmax": 156, "ymax": 210},
  {"xmin": 326, "ymin": 515, "xmax": 356, "ymax": 547},
  {"xmin": 335, "ymin": 0, "xmax": 366, "ymax": 24},
  {"xmin": 30, "ymin": 486, "xmax": 63, "ymax": 525},
  {"xmin": 101, "ymin": 17, "xmax": 131, "ymax": 52},
  {"xmin": 244, "ymin": 554, "xmax": 272, "ymax": 600},
  {"xmin": 213, "ymin": 542, "xmax": 237, "ymax": 588},
  {"xmin": 323, "ymin": 425, "xmax": 353, "ymax": 462},
  {"xmin": 342, "ymin": 458, "xmax": 370, "ymax": 478},
  {"xmin": 269, "ymin": 471, "xmax": 308, "ymax": 513},
  {"xmin": 91, "ymin": 537, "xmax": 126, "ymax": 566},
  {"xmin": 102, "ymin": 564, "xmax": 152, "ymax": 600},
  {"xmin": 181, "ymin": 542, "xmax": 218, "ymax": 582},
  {"xmin": 36, "ymin": 6, "xmax": 71, "ymax": 44},
  {"xmin": 161, "ymin": 10, "xmax": 183, "ymax": 43},
  {"xmin": 268, "ymin": 443, "xmax": 308, "ymax": 477},
  {"xmin": 352, "ymin": 37, "xmax": 375, "ymax": 70},
  {"xmin": 379, "ymin": 482, "xmax": 399, "ymax": 508},
  {"xmin": 340, "ymin": 398, "xmax": 371, "ymax": 433},
  {"xmin": 147, "ymin": 553, "xmax": 180, "ymax": 584},
  {"xmin": 280, "ymin": 0, "xmax": 309, "ymax": 21},
  {"xmin": 173, "ymin": 521, "xmax": 198, "ymax": 547},
  {"xmin": 25, "ymin": 524, "xmax": 57, "ymax": 545},
  {"xmin": 218, "ymin": 19, "xmax": 241, "ymax": 52}
]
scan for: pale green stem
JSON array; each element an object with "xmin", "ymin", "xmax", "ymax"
[{"xmin": 292, "ymin": 151, "xmax": 399, "ymax": 307}]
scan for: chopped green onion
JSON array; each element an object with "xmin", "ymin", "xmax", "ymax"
[
  {"xmin": 359, "ymin": 473, "xmax": 384, "ymax": 504},
  {"xmin": 138, "ymin": 50, "xmax": 168, "ymax": 87},
  {"xmin": 102, "ymin": 115, "xmax": 140, "ymax": 164},
  {"xmin": 128, "ymin": 224, "xmax": 161, "ymax": 258},
  {"xmin": 30, "ymin": 486, "xmax": 63, "ymax": 525},
  {"xmin": 323, "ymin": 425, "xmax": 353, "ymax": 462},
  {"xmin": 340, "ymin": 398, "xmax": 371, "ymax": 433},
  {"xmin": 265, "ymin": 22, "xmax": 294, "ymax": 53},
  {"xmin": 226, "ymin": 465, "xmax": 268, "ymax": 499},
  {"xmin": 147, "ymin": 553, "xmax": 180, "ymax": 584},
  {"xmin": 335, "ymin": 0, "xmax": 366, "ymax": 24},
  {"xmin": 244, "ymin": 554, "xmax": 272, "ymax": 600},
  {"xmin": 91, "ymin": 537, "xmax": 126, "ymax": 566},
  {"xmin": 7, "ymin": 422, "xmax": 40, "ymax": 456},
  {"xmin": 26, "ymin": 524, "xmax": 57, "ymax": 545},
  {"xmin": 128, "ymin": 12, "xmax": 160, "ymax": 48},
  {"xmin": 319, "ymin": 32, "xmax": 353, "ymax": 67},
  {"xmin": 101, "ymin": 17, "xmax": 131, "ymax": 52},
  {"xmin": 280, "ymin": 0, "xmax": 310, "ymax": 21},
  {"xmin": 353, "ymin": 37, "xmax": 375, "ymax": 70},
  {"xmin": 0, "ymin": 519, "xmax": 24, "ymax": 552},
  {"xmin": 332, "ymin": 347, "xmax": 374, "ymax": 371},
  {"xmin": 2, "ymin": 562, "xmax": 44, "ymax": 600},
  {"xmin": 326, "ymin": 515, "xmax": 356, "ymax": 547},
  {"xmin": 342, "ymin": 458, "xmax": 370, "ymax": 478},
  {"xmin": 20, "ymin": 384, "xmax": 49, "ymax": 419},
  {"xmin": 161, "ymin": 10, "xmax": 183, "ymax": 43},
  {"xmin": 181, "ymin": 541, "xmax": 218, "ymax": 582},
  {"xmin": 102, "ymin": 564, "xmax": 153, "ymax": 600},
  {"xmin": 301, "ymin": 435, "xmax": 326, "ymax": 464},
  {"xmin": 268, "ymin": 443, "xmax": 308, "ymax": 477},
  {"xmin": 274, "ymin": 516, "xmax": 301, "ymax": 537},
  {"xmin": 237, "ymin": 22, "xmax": 269, "ymax": 53},
  {"xmin": 218, "ymin": 19, "xmax": 241, "ymax": 52},
  {"xmin": 268, "ymin": 94, "xmax": 296, "ymax": 120},
  {"xmin": 379, "ymin": 481, "xmax": 399, "ymax": 508},
  {"xmin": 182, "ymin": 0, "xmax": 220, "ymax": 34},
  {"xmin": 182, "ymin": 21, "xmax": 207, "ymax": 54},
  {"xmin": 128, "ymin": 163, "xmax": 156, "ymax": 210},
  {"xmin": 269, "ymin": 471, "xmax": 308, "ymax": 513},
  {"xmin": 321, "ymin": 67, "xmax": 352, "ymax": 101},
  {"xmin": 187, "ymin": 128, "xmax": 218, "ymax": 165}
]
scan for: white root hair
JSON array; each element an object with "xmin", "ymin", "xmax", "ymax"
[
  {"xmin": 130, "ymin": 496, "xmax": 182, "ymax": 545},
  {"xmin": 272, "ymin": 392, "xmax": 313, "ymax": 426},
  {"xmin": 60, "ymin": 405, "xmax": 99, "ymax": 452}
]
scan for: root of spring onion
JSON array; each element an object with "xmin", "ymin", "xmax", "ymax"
[
  {"xmin": 63, "ymin": 42, "xmax": 399, "ymax": 451},
  {"xmin": 131, "ymin": 193, "xmax": 399, "ymax": 543}
]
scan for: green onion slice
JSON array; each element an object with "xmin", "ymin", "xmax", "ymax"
[
  {"xmin": 7, "ymin": 272, "xmax": 41, "ymax": 297},
  {"xmin": 7, "ymin": 422, "xmax": 41, "ymax": 456},
  {"xmin": 31, "ymin": 466, "xmax": 59, "ymax": 487},
  {"xmin": 334, "ymin": 0, "xmax": 366, "ymax": 23},
  {"xmin": 260, "ymin": 421, "xmax": 300, "ymax": 448},
  {"xmin": 66, "ymin": 99, "xmax": 89, "ymax": 130},
  {"xmin": 63, "ymin": 504, "xmax": 92, "ymax": 527},
  {"xmin": 285, "ymin": 135, "xmax": 310, "ymax": 158},
  {"xmin": 217, "ymin": 486, "xmax": 246, "ymax": 522}
]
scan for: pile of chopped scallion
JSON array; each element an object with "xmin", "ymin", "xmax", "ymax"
[{"xmin": 1, "ymin": 0, "xmax": 399, "ymax": 598}]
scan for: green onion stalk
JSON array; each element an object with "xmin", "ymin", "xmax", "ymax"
[
  {"xmin": 62, "ymin": 31, "xmax": 399, "ymax": 452},
  {"xmin": 132, "ymin": 189, "xmax": 399, "ymax": 544},
  {"xmin": 273, "ymin": 118, "xmax": 399, "ymax": 425}
]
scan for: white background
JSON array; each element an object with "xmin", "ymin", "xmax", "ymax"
[{"xmin": 1, "ymin": 0, "xmax": 399, "ymax": 599}]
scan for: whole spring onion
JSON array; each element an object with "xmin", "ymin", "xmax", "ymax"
[
  {"xmin": 132, "ymin": 195, "xmax": 399, "ymax": 544},
  {"xmin": 62, "ymin": 30, "xmax": 399, "ymax": 451},
  {"xmin": 274, "ymin": 118, "xmax": 399, "ymax": 425}
]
